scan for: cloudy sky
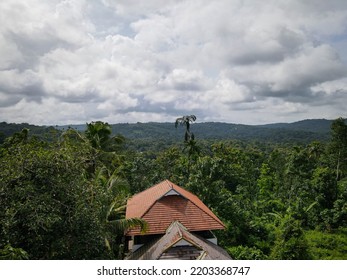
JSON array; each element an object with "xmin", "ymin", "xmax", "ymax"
[{"xmin": 1, "ymin": 0, "xmax": 347, "ymax": 125}]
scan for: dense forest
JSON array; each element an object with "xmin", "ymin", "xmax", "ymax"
[
  {"xmin": 0, "ymin": 117, "xmax": 346, "ymax": 260},
  {"xmin": 0, "ymin": 119, "xmax": 333, "ymax": 149}
]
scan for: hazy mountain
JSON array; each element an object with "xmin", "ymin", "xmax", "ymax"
[
  {"xmin": 109, "ymin": 119, "xmax": 333, "ymax": 144},
  {"xmin": 1, "ymin": 119, "xmax": 342, "ymax": 145}
]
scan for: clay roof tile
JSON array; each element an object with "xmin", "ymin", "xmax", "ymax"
[{"xmin": 126, "ymin": 180, "xmax": 225, "ymax": 235}]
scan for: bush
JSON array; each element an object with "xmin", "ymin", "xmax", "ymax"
[
  {"xmin": 227, "ymin": 245, "xmax": 267, "ymax": 260},
  {"xmin": 305, "ymin": 229, "xmax": 347, "ymax": 260}
]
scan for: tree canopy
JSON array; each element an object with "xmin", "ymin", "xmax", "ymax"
[{"xmin": 0, "ymin": 118, "xmax": 346, "ymax": 259}]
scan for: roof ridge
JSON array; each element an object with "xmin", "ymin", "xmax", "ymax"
[
  {"xmin": 171, "ymin": 182, "xmax": 225, "ymax": 228},
  {"xmin": 140, "ymin": 184, "xmax": 168, "ymax": 218},
  {"xmin": 165, "ymin": 221, "xmax": 202, "ymax": 250},
  {"xmin": 131, "ymin": 180, "xmax": 168, "ymax": 199},
  {"xmin": 166, "ymin": 179, "xmax": 173, "ymax": 189},
  {"xmin": 126, "ymin": 180, "xmax": 172, "ymax": 220}
]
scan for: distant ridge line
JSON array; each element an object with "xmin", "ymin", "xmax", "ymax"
[{"xmin": 2, "ymin": 118, "xmax": 345, "ymax": 145}]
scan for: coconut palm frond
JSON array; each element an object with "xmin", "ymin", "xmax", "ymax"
[
  {"xmin": 305, "ymin": 201, "xmax": 318, "ymax": 213},
  {"xmin": 107, "ymin": 217, "xmax": 148, "ymax": 234},
  {"xmin": 104, "ymin": 237, "xmax": 112, "ymax": 251},
  {"xmin": 175, "ymin": 115, "xmax": 197, "ymax": 142},
  {"xmin": 106, "ymin": 198, "xmax": 127, "ymax": 222}
]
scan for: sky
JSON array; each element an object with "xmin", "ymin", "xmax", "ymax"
[{"xmin": 0, "ymin": 0, "xmax": 347, "ymax": 125}]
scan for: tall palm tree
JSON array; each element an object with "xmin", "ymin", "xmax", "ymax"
[
  {"xmin": 175, "ymin": 115, "xmax": 200, "ymax": 177},
  {"xmin": 175, "ymin": 115, "xmax": 197, "ymax": 142}
]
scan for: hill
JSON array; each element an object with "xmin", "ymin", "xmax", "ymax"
[
  {"xmin": 258, "ymin": 119, "xmax": 333, "ymax": 133},
  {"xmin": 109, "ymin": 119, "xmax": 332, "ymax": 144},
  {"xmin": 0, "ymin": 119, "xmax": 339, "ymax": 146},
  {"xmin": 0, "ymin": 122, "xmax": 58, "ymax": 143}
]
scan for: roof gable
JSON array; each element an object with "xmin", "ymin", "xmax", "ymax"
[
  {"xmin": 126, "ymin": 180, "xmax": 225, "ymax": 235},
  {"xmin": 164, "ymin": 189, "xmax": 181, "ymax": 196},
  {"xmin": 125, "ymin": 221, "xmax": 231, "ymax": 260}
]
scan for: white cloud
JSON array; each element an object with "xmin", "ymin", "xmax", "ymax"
[
  {"xmin": 311, "ymin": 77, "xmax": 347, "ymax": 95},
  {"xmin": 158, "ymin": 69, "xmax": 208, "ymax": 91},
  {"xmin": 267, "ymin": 44, "xmax": 346, "ymax": 92},
  {"xmin": 0, "ymin": 0, "xmax": 347, "ymax": 125},
  {"xmin": 0, "ymin": 34, "xmax": 24, "ymax": 70}
]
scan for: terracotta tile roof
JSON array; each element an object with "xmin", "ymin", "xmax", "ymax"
[
  {"xmin": 125, "ymin": 221, "xmax": 232, "ymax": 260},
  {"xmin": 126, "ymin": 179, "xmax": 225, "ymax": 235}
]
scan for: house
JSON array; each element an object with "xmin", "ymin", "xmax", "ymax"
[{"xmin": 125, "ymin": 179, "xmax": 231, "ymax": 260}]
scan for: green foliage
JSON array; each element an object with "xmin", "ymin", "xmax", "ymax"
[
  {"xmin": 227, "ymin": 245, "xmax": 267, "ymax": 260},
  {"xmin": 0, "ymin": 128, "xmax": 145, "ymax": 259},
  {"xmin": 257, "ymin": 163, "xmax": 276, "ymax": 206},
  {"xmin": 329, "ymin": 118, "xmax": 347, "ymax": 180},
  {"xmin": 0, "ymin": 244, "xmax": 29, "ymax": 260},
  {"xmin": 0, "ymin": 122, "xmax": 59, "ymax": 144},
  {"xmin": 0, "ymin": 137, "xmax": 103, "ymax": 259},
  {"xmin": 306, "ymin": 229, "xmax": 347, "ymax": 260},
  {"xmin": 270, "ymin": 214, "xmax": 311, "ymax": 260},
  {"xmin": 311, "ymin": 167, "xmax": 337, "ymax": 209},
  {"xmin": 107, "ymin": 119, "xmax": 332, "ymax": 149},
  {"xmin": 85, "ymin": 121, "xmax": 125, "ymax": 152},
  {"xmin": 1, "ymin": 117, "xmax": 346, "ymax": 260}
]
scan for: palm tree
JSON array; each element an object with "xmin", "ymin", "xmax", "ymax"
[
  {"xmin": 175, "ymin": 115, "xmax": 200, "ymax": 177},
  {"xmin": 60, "ymin": 127, "xmax": 145, "ymax": 258},
  {"xmin": 85, "ymin": 121, "xmax": 124, "ymax": 151},
  {"xmin": 92, "ymin": 167, "xmax": 147, "ymax": 258},
  {"xmin": 175, "ymin": 115, "xmax": 197, "ymax": 142}
]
